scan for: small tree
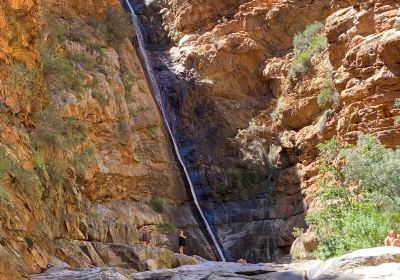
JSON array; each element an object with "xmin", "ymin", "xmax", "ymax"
[{"xmin": 307, "ymin": 134, "xmax": 400, "ymax": 259}]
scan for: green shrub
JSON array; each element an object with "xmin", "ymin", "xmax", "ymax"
[
  {"xmin": 231, "ymin": 169, "xmax": 263, "ymax": 199},
  {"xmin": 394, "ymin": 18, "xmax": 400, "ymax": 30},
  {"xmin": 288, "ymin": 22, "xmax": 327, "ymax": 80},
  {"xmin": 91, "ymin": 79, "xmax": 109, "ymax": 105},
  {"xmin": 33, "ymin": 108, "xmax": 87, "ymax": 150},
  {"xmin": 32, "ymin": 150, "xmax": 47, "ymax": 173},
  {"xmin": 105, "ymin": 8, "xmax": 135, "ymax": 46},
  {"xmin": 0, "ymin": 151, "xmax": 10, "ymax": 201},
  {"xmin": 292, "ymin": 227, "xmax": 305, "ymax": 238},
  {"xmin": 68, "ymin": 52, "xmax": 97, "ymax": 71},
  {"xmin": 150, "ymin": 198, "xmax": 165, "ymax": 213},
  {"xmin": 118, "ymin": 119, "xmax": 130, "ymax": 135},
  {"xmin": 394, "ymin": 98, "xmax": 400, "ymax": 108},
  {"xmin": 307, "ymin": 134, "xmax": 400, "ymax": 259},
  {"xmin": 72, "ymin": 146, "xmax": 95, "ymax": 175},
  {"xmin": 317, "ymin": 79, "xmax": 337, "ymax": 107},
  {"xmin": 46, "ymin": 16, "xmax": 66, "ymax": 49},
  {"xmin": 395, "ymin": 116, "xmax": 400, "ymax": 125},
  {"xmin": 293, "ymin": 22, "xmax": 324, "ymax": 52},
  {"xmin": 214, "ymin": 184, "xmax": 230, "ymax": 202},
  {"xmin": 5, "ymin": 62, "xmax": 40, "ymax": 95},
  {"xmin": 0, "ymin": 186, "xmax": 9, "ymax": 202},
  {"xmin": 41, "ymin": 48, "xmax": 80, "ymax": 90},
  {"xmin": 46, "ymin": 160, "xmax": 68, "ymax": 186},
  {"xmin": 156, "ymin": 223, "xmax": 176, "ymax": 233},
  {"xmin": 271, "ymin": 96, "xmax": 284, "ymax": 121},
  {"xmin": 0, "ymin": 149, "xmax": 42, "ymax": 196},
  {"xmin": 317, "ymin": 109, "xmax": 333, "ymax": 133}
]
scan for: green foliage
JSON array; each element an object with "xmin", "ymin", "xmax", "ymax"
[
  {"xmin": 33, "ymin": 108, "xmax": 87, "ymax": 150},
  {"xmin": 395, "ymin": 116, "xmax": 400, "ymax": 126},
  {"xmin": 288, "ymin": 22, "xmax": 327, "ymax": 80},
  {"xmin": 118, "ymin": 119, "xmax": 130, "ymax": 135},
  {"xmin": 292, "ymin": 227, "xmax": 305, "ymax": 238},
  {"xmin": 150, "ymin": 198, "xmax": 165, "ymax": 213},
  {"xmin": 68, "ymin": 52, "xmax": 97, "ymax": 71},
  {"xmin": 0, "ymin": 186, "xmax": 9, "ymax": 202},
  {"xmin": 394, "ymin": 98, "xmax": 400, "ymax": 108},
  {"xmin": 5, "ymin": 62, "xmax": 40, "ymax": 95},
  {"xmin": 214, "ymin": 168, "xmax": 264, "ymax": 201},
  {"xmin": 72, "ymin": 146, "xmax": 95, "ymax": 175},
  {"xmin": 41, "ymin": 48, "xmax": 80, "ymax": 91},
  {"xmin": 394, "ymin": 18, "xmax": 400, "ymax": 30},
  {"xmin": 340, "ymin": 134, "xmax": 400, "ymax": 198},
  {"xmin": 0, "ymin": 149, "xmax": 42, "ymax": 197},
  {"xmin": 271, "ymin": 96, "xmax": 284, "ymax": 121},
  {"xmin": 32, "ymin": 150, "xmax": 47, "ymax": 173},
  {"xmin": 91, "ymin": 79, "xmax": 109, "ymax": 105},
  {"xmin": 214, "ymin": 184, "xmax": 230, "ymax": 202},
  {"xmin": 105, "ymin": 8, "xmax": 135, "ymax": 46},
  {"xmin": 318, "ymin": 109, "xmax": 333, "ymax": 133},
  {"xmin": 308, "ymin": 134, "xmax": 400, "ymax": 259},
  {"xmin": 121, "ymin": 71, "xmax": 138, "ymax": 102},
  {"xmin": 317, "ymin": 79, "xmax": 337, "ymax": 107},
  {"xmin": 46, "ymin": 160, "xmax": 67, "ymax": 186},
  {"xmin": 156, "ymin": 223, "xmax": 176, "ymax": 233},
  {"xmin": 46, "ymin": 16, "xmax": 66, "ymax": 49},
  {"xmin": 0, "ymin": 151, "xmax": 10, "ymax": 201}
]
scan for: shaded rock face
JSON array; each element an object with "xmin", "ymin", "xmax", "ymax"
[
  {"xmin": 131, "ymin": 0, "xmax": 336, "ymax": 262},
  {"xmin": 132, "ymin": 0, "xmax": 400, "ymax": 262},
  {"xmin": 0, "ymin": 0, "xmax": 217, "ymax": 278}
]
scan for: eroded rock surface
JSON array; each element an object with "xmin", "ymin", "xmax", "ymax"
[
  {"xmin": 33, "ymin": 247, "xmax": 400, "ymax": 280},
  {"xmin": 0, "ymin": 0, "xmax": 216, "ymax": 278}
]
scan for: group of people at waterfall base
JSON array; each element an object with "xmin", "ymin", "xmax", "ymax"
[{"xmin": 141, "ymin": 226, "xmax": 187, "ymax": 254}]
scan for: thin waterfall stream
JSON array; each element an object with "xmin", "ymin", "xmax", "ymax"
[{"xmin": 123, "ymin": 0, "xmax": 227, "ymax": 262}]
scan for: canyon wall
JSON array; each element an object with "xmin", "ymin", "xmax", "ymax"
[
  {"xmin": 0, "ymin": 0, "xmax": 216, "ymax": 278},
  {"xmin": 135, "ymin": 0, "xmax": 400, "ymax": 262},
  {"xmin": 0, "ymin": 0, "xmax": 399, "ymax": 276}
]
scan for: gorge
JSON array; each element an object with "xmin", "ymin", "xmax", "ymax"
[{"xmin": 0, "ymin": 0, "xmax": 399, "ymax": 279}]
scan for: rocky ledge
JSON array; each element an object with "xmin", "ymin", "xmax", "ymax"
[{"xmin": 32, "ymin": 247, "xmax": 400, "ymax": 279}]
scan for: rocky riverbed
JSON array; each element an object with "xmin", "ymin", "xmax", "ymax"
[{"xmin": 32, "ymin": 246, "xmax": 400, "ymax": 279}]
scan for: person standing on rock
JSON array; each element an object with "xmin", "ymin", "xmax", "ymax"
[
  {"xmin": 178, "ymin": 231, "xmax": 187, "ymax": 255},
  {"xmin": 141, "ymin": 226, "xmax": 151, "ymax": 246}
]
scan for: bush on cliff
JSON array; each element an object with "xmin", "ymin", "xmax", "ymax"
[
  {"xmin": 306, "ymin": 134, "xmax": 400, "ymax": 259},
  {"xmin": 150, "ymin": 198, "xmax": 165, "ymax": 213},
  {"xmin": 288, "ymin": 22, "xmax": 327, "ymax": 80},
  {"xmin": 5, "ymin": 62, "xmax": 40, "ymax": 95},
  {"xmin": 105, "ymin": 8, "xmax": 135, "ymax": 46},
  {"xmin": 317, "ymin": 78, "xmax": 337, "ymax": 108}
]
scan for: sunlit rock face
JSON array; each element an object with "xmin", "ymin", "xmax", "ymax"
[
  {"xmin": 0, "ymin": 0, "xmax": 216, "ymax": 278},
  {"xmin": 133, "ymin": 0, "xmax": 400, "ymax": 262}
]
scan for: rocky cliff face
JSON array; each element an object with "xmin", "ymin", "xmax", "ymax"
[
  {"xmin": 134, "ymin": 0, "xmax": 400, "ymax": 262},
  {"xmin": 0, "ymin": 0, "xmax": 217, "ymax": 278},
  {"xmin": 1, "ymin": 0, "xmax": 399, "ymax": 277}
]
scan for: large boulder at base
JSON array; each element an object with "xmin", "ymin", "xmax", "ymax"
[
  {"xmin": 309, "ymin": 246, "xmax": 400, "ymax": 279},
  {"xmin": 290, "ymin": 231, "xmax": 320, "ymax": 260}
]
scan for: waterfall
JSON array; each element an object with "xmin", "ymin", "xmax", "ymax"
[{"xmin": 123, "ymin": 0, "xmax": 226, "ymax": 262}]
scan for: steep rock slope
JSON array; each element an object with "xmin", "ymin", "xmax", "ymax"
[
  {"xmin": 0, "ymin": 0, "xmax": 216, "ymax": 278},
  {"xmin": 133, "ymin": 0, "xmax": 400, "ymax": 262}
]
